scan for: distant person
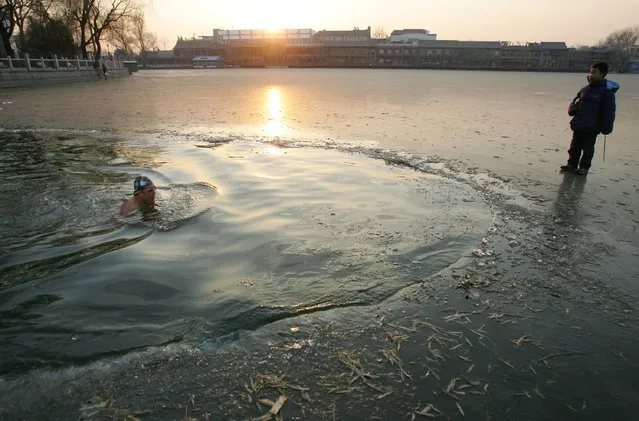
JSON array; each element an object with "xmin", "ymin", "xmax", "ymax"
[
  {"xmin": 120, "ymin": 176, "xmax": 157, "ymax": 216},
  {"xmin": 101, "ymin": 61, "xmax": 108, "ymax": 80},
  {"xmin": 560, "ymin": 62, "xmax": 619, "ymax": 175}
]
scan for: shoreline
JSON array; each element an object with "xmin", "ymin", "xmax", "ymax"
[
  {"xmin": 0, "ymin": 68, "xmax": 130, "ymax": 89},
  {"xmin": 138, "ymin": 65, "xmax": 637, "ymax": 74}
]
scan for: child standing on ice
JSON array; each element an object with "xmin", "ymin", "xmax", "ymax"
[{"xmin": 561, "ymin": 62, "xmax": 619, "ymax": 175}]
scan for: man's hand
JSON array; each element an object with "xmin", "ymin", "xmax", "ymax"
[
  {"xmin": 568, "ymin": 93, "xmax": 581, "ymax": 116},
  {"xmin": 568, "ymin": 99, "xmax": 579, "ymax": 116}
]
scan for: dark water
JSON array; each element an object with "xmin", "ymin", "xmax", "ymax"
[
  {"xmin": 1, "ymin": 129, "xmax": 637, "ymax": 421},
  {"xmin": 0, "ymin": 130, "xmax": 492, "ymax": 376}
]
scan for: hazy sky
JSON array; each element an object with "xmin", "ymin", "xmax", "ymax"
[{"xmin": 146, "ymin": 0, "xmax": 639, "ymax": 49}]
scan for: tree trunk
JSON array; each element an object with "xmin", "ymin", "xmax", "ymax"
[
  {"xmin": 0, "ymin": 7, "xmax": 15, "ymax": 57},
  {"xmin": 0, "ymin": 32, "xmax": 13, "ymax": 57},
  {"xmin": 80, "ymin": 25, "xmax": 87, "ymax": 58},
  {"xmin": 18, "ymin": 26, "xmax": 25, "ymax": 53}
]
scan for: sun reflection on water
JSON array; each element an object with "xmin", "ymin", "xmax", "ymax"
[{"xmin": 265, "ymin": 87, "xmax": 287, "ymax": 137}]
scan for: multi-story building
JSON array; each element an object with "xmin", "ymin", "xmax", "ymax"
[
  {"xmin": 374, "ymin": 40, "xmax": 573, "ymax": 70},
  {"xmin": 320, "ymin": 41, "xmax": 375, "ymax": 66},
  {"xmin": 224, "ymin": 27, "xmax": 373, "ymax": 66},
  {"xmin": 225, "ymin": 39, "xmax": 290, "ymax": 67},
  {"xmin": 499, "ymin": 42, "xmax": 569, "ymax": 70},
  {"xmin": 157, "ymin": 24, "xmax": 615, "ymax": 72},
  {"xmin": 568, "ymin": 47, "xmax": 612, "ymax": 72},
  {"xmin": 376, "ymin": 40, "xmax": 498, "ymax": 68}
]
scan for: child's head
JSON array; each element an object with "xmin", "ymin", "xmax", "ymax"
[{"xmin": 588, "ymin": 62, "xmax": 608, "ymax": 83}]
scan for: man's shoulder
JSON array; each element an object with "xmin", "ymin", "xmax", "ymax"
[
  {"xmin": 120, "ymin": 198, "xmax": 138, "ymax": 216},
  {"xmin": 578, "ymin": 84, "xmax": 590, "ymax": 94},
  {"xmin": 580, "ymin": 83, "xmax": 606, "ymax": 97}
]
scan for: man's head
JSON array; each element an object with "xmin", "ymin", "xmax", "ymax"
[
  {"xmin": 133, "ymin": 176, "xmax": 156, "ymax": 204},
  {"xmin": 588, "ymin": 62, "xmax": 608, "ymax": 83}
]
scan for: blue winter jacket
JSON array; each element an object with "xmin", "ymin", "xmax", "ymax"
[{"xmin": 568, "ymin": 79, "xmax": 619, "ymax": 135}]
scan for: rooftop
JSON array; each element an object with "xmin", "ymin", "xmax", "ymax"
[
  {"xmin": 539, "ymin": 42, "xmax": 568, "ymax": 50},
  {"xmin": 192, "ymin": 56, "xmax": 223, "ymax": 61},
  {"xmin": 145, "ymin": 50, "xmax": 175, "ymax": 59},
  {"xmin": 391, "ymin": 29, "xmax": 431, "ymax": 35},
  {"xmin": 314, "ymin": 27, "xmax": 371, "ymax": 37},
  {"xmin": 174, "ymin": 39, "xmax": 220, "ymax": 50},
  {"xmin": 322, "ymin": 40, "xmax": 377, "ymax": 47},
  {"xmin": 414, "ymin": 40, "xmax": 502, "ymax": 49}
]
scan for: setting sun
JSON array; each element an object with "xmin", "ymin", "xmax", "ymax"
[{"xmin": 247, "ymin": 1, "xmax": 298, "ymax": 31}]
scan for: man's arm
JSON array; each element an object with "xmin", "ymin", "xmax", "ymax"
[
  {"xmin": 601, "ymin": 91, "xmax": 616, "ymax": 135},
  {"xmin": 568, "ymin": 91, "xmax": 581, "ymax": 116}
]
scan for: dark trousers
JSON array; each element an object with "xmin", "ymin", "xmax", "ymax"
[{"xmin": 567, "ymin": 130, "xmax": 598, "ymax": 169}]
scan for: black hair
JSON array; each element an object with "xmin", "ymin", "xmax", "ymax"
[{"xmin": 591, "ymin": 62, "xmax": 608, "ymax": 77}]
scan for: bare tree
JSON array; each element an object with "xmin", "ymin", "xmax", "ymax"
[
  {"xmin": 130, "ymin": 11, "xmax": 153, "ymax": 52},
  {"xmin": 88, "ymin": 0, "xmax": 138, "ymax": 59},
  {"xmin": 60, "ymin": 0, "xmax": 92, "ymax": 58},
  {"xmin": 600, "ymin": 26, "xmax": 639, "ymax": 72},
  {"xmin": 5, "ymin": 0, "xmax": 33, "ymax": 51},
  {"xmin": 373, "ymin": 25, "xmax": 388, "ymax": 40},
  {"xmin": 5, "ymin": 0, "xmax": 52, "ymax": 52},
  {"xmin": 130, "ymin": 10, "xmax": 154, "ymax": 63},
  {"xmin": 61, "ymin": 0, "xmax": 138, "ymax": 59},
  {"xmin": 0, "ymin": 0, "xmax": 16, "ymax": 56},
  {"xmin": 106, "ymin": 16, "xmax": 134, "ymax": 53}
]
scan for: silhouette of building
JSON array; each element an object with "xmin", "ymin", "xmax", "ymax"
[{"xmin": 138, "ymin": 25, "xmax": 615, "ymax": 72}]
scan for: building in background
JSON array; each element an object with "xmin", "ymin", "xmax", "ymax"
[
  {"xmin": 567, "ymin": 46, "xmax": 611, "ymax": 72},
  {"xmin": 374, "ymin": 40, "xmax": 572, "ymax": 70},
  {"xmin": 388, "ymin": 29, "xmax": 437, "ymax": 43},
  {"xmin": 192, "ymin": 55, "xmax": 224, "ymax": 68},
  {"xmin": 135, "ymin": 24, "xmax": 616, "ymax": 72},
  {"xmin": 213, "ymin": 28, "xmax": 315, "ymax": 45},
  {"xmin": 312, "ymin": 27, "xmax": 371, "ymax": 43},
  {"xmin": 174, "ymin": 37, "xmax": 224, "ymax": 60},
  {"xmin": 144, "ymin": 50, "xmax": 180, "ymax": 67},
  {"xmin": 224, "ymin": 27, "xmax": 373, "ymax": 67}
]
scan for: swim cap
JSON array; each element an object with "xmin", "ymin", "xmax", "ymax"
[{"xmin": 134, "ymin": 176, "xmax": 153, "ymax": 192}]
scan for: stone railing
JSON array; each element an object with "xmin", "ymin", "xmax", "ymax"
[{"xmin": 0, "ymin": 54, "xmax": 123, "ymax": 72}]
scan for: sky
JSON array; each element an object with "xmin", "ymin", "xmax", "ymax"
[{"xmin": 145, "ymin": 0, "xmax": 639, "ymax": 49}]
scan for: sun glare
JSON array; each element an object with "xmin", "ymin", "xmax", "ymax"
[
  {"xmin": 265, "ymin": 87, "xmax": 287, "ymax": 137},
  {"xmin": 248, "ymin": 0, "xmax": 298, "ymax": 32}
]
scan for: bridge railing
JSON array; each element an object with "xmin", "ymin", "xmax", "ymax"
[{"xmin": 0, "ymin": 55, "xmax": 123, "ymax": 72}]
